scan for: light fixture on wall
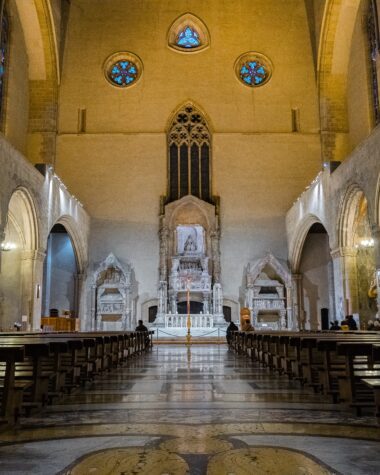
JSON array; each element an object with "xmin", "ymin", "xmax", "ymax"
[
  {"xmin": 355, "ymin": 238, "xmax": 375, "ymax": 248},
  {"xmin": 0, "ymin": 241, "xmax": 16, "ymax": 252}
]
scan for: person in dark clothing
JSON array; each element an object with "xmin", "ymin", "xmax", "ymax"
[
  {"xmin": 346, "ymin": 315, "xmax": 358, "ymax": 330},
  {"xmin": 135, "ymin": 320, "xmax": 148, "ymax": 332},
  {"xmin": 226, "ymin": 321, "xmax": 238, "ymax": 345},
  {"xmin": 330, "ymin": 320, "xmax": 340, "ymax": 330}
]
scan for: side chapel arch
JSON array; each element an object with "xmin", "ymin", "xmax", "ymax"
[
  {"xmin": 0, "ymin": 187, "xmax": 41, "ymax": 329},
  {"xmin": 244, "ymin": 253, "xmax": 294, "ymax": 330},
  {"xmin": 89, "ymin": 253, "xmax": 137, "ymax": 331},
  {"xmin": 336, "ymin": 184, "xmax": 377, "ymax": 321}
]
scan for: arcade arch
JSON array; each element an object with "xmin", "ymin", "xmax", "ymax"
[{"xmin": 0, "ymin": 188, "xmax": 40, "ymax": 330}]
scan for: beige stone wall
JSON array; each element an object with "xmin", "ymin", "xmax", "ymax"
[
  {"xmin": 346, "ymin": 0, "xmax": 372, "ymax": 152},
  {"xmin": 56, "ymin": 0, "xmax": 321, "ymax": 315},
  {"xmin": 4, "ymin": 0, "xmax": 30, "ymax": 154}
]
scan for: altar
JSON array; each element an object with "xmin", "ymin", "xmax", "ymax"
[{"xmin": 152, "ymin": 195, "xmax": 227, "ymax": 330}]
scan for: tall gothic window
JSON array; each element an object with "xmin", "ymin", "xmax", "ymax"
[
  {"xmin": 368, "ymin": 0, "xmax": 380, "ymax": 125},
  {"xmin": 168, "ymin": 105, "xmax": 211, "ymax": 203},
  {"xmin": 0, "ymin": 2, "xmax": 8, "ymax": 126}
]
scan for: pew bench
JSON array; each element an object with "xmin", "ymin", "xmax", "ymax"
[{"xmin": 361, "ymin": 379, "xmax": 380, "ymax": 422}]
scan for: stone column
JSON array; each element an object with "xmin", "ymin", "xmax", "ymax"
[
  {"xmin": 0, "ymin": 228, "xmax": 5, "ymax": 271},
  {"xmin": 20, "ymin": 249, "xmax": 46, "ymax": 330},
  {"xmin": 210, "ymin": 229, "xmax": 221, "ymax": 283},
  {"xmin": 330, "ymin": 247, "xmax": 358, "ymax": 320},
  {"xmin": 159, "ymin": 225, "xmax": 169, "ymax": 282},
  {"xmin": 285, "ymin": 284, "xmax": 294, "ymax": 330},
  {"xmin": 371, "ymin": 225, "xmax": 380, "ymax": 314},
  {"xmin": 74, "ymin": 273, "xmax": 86, "ymax": 318},
  {"xmin": 292, "ymin": 274, "xmax": 304, "ymax": 330}
]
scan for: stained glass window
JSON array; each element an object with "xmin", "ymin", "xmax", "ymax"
[
  {"xmin": 0, "ymin": 6, "xmax": 9, "ymax": 122},
  {"xmin": 235, "ymin": 52, "xmax": 272, "ymax": 88},
  {"xmin": 168, "ymin": 105, "xmax": 211, "ymax": 203},
  {"xmin": 104, "ymin": 52, "xmax": 142, "ymax": 88},
  {"xmin": 368, "ymin": 1, "xmax": 380, "ymax": 125},
  {"xmin": 176, "ymin": 26, "xmax": 201, "ymax": 48},
  {"xmin": 108, "ymin": 60, "xmax": 138, "ymax": 87},
  {"xmin": 240, "ymin": 60, "xmax": 268, "ymax": 86}
]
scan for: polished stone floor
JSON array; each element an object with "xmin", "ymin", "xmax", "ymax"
[{"xmin": 1, "ymin": 345, "xmax": 380, "ymax": 474}]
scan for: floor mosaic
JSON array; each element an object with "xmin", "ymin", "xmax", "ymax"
[{"xmin": 0, "ymin": 345, "xmax": 379, "ymax": 474}]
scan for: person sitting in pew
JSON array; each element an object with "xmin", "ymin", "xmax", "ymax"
[
  {"xmin": 226, "ymin": 321, "xmax": 238, "ymax": 344},
  {"xmin": 330, "ymin": 320, "xmax": 340, "ymax": 330},
  {"xmin": 135, "ymin": 320, "xmax": 148, "ymax": 332},
  {"xmin": 346, "ymin": 315, "xmax": 358, "ymax": 330},
  {"xmin": 135, "ymin": 320, "xmax": 149, "ymax": 349}
]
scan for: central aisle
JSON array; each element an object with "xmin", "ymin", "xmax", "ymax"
[{"xmin": 0, "ymin": 345, "xmax": 380, "ymax": 474}]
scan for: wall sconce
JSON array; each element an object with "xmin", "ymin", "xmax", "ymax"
[
  {"xmin": 0, "ymin": 241, "xmax": 17, "ymax": 252},
  {"xmin": 355, "ymin": 238, "xmax": 375, "ymax": 249}
]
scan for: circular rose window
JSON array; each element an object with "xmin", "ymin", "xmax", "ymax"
[
  {"xmin": 235, "ymin": 52, "xmax": 272, "ymax": 88},
  {"xmin": 104, "ymin": 52, "xmax": 142, "ymax": 88}
]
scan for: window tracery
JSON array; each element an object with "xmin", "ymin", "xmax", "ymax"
[
  {"xmin": 167, "ymin": 105, "xmax": 211, "ymax": 203},
  {"xmin": 0, "ymin": 4, "xmax": 9, "ymax": 124},
  {"xmin": 104, "ymin": 52, "xmax": 142, "ymax": 88},
  {"xmin": 176, "ymin": 26, "xmax": 201, "ymax": 49},
  {"xmin": 168, "ymin": 13, "xmax": 209, "ymax": 53},
  {"xmin": 368, "ymin": 0, "xmax": 380, "ymax": 125},
  {"xmin": 235, "ymin": 52, "xmax": 272, "ymax": 88}
]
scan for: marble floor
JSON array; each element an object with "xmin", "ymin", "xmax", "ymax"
[{"xmin": 1, "ymin": 345, "xmax": 380, "ymax": 474}]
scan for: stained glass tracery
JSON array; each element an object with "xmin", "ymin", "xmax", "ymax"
[
  {"xmin": 108, "ymin": 60, "xmax": 138, "ymax": 87},
  {"xmin": 168, "ymin": 105, "xmax": 211, "ymax": 203},
  {"xmin": 0, "ymin": 6, "xmax": 9, "ymax": 122},
  {"xmin": 235, "ymin": 52, "xmax": 272, "ymax": 88},
  {"xmin": 176, "ymin": 26, "xmax": 201, "ymax": 48}
]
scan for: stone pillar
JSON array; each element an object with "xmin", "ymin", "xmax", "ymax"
[
  {"xmin": 285, "ymin": 284, "xmax": 294, "ymax": 330},
  {"xmin": 330, "ymin": 247, "xmax": 358, "ymax": 320},
  {"xmin": 20, "ymin": 249, "xmax": 46, "ymax": 330},
  {"xmin": 0, "ymin": 227, "xmax": 5, "ymax": 271},
  {"xmin": 371, "ymin": 225, "xmax": 380, "ymax": 314},
  {"xmin": 292, "ymin": 274, "xmax": 304, "ymax": 330},
  {"xmin": 159, "ymin": 225, "xmax": 169, "ymax": 281},
  {"xmin": 74, "ymin": 273, "xmax": 85, "ymax": 318},
  {"xmin": 210, "ymin": 229, "xmax": 221, "ymax": 283}
]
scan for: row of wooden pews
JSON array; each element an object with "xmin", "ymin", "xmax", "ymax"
[
  {"xmin": 0, "ymin": 330, "xmax": 153, "ymax": 427},
  {"xmin": 230, "ymin": 330, "xmax": 380, "ymax": 422}
]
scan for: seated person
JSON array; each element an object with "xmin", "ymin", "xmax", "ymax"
[
  {"xmin": 329, "ymin": 320, "xmax": 340, "ymax": 330},
  {"xmin": 346, "ymin": 314, "xmax": 358, "ymax": 331},
  {"xmin": 135, "ymin": 320, "xmax": 148, "ymax": 332},
  {"xmin": 226, "ymin": 321, "xmax": 238, "ymax": 345}
]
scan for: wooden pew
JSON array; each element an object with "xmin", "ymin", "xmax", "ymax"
[{"xmin": 0, "ymin": 346, "xmax": 31, "ymax": 423}]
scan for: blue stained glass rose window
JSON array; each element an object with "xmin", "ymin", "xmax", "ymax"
[
  {"xmin": 108, "ymin": 60, "xmax": 138, "ymax": 87},
  {"xmin": 235, "ymin": 52, "xmax": 272, "ymax": 88},
  {"xmin": 176, "ymin": 26, "xmax": 201, "ymax": 48},
  {"xmin": 240, "ymin": 60, "xmax": 268, "ymax": 86}
]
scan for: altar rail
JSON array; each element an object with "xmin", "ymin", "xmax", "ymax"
[{"xmin": 165, "ymin": 314, "xmax": 214, "ymax": 328}]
